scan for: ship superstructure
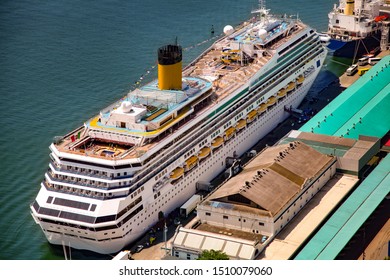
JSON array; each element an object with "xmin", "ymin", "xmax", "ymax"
[
  {"xmin": 326, "ymin": 0, "xmax": 386, "ymax": 58},
  {"xmin": 31, "ymin": 2, "xmax": 327, "ymax": 254}
]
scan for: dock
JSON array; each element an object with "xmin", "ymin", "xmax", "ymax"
[{"xmin": 340, "ymin": 50, "xmax": 390, "ymax": 87}]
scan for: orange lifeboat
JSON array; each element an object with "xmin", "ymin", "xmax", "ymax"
[
  {"xmin": 198, "ymin": 146, "xmax": 211, "ymax": 159},
  {"xmin": 286, "ymin": 81, "xmax": 295, "ymax": 92},
  {"xmin": 246, "ymin": 110, "xmax": 258, "ymax": 123},
  {"xmin": 185, "ymin": 155, "xmax": 198, "ymax": 171},
  {"xmin": 225, "ymin": 127, "xmax": 236, "ymax": 140},
  {"xmin": 258, "ymin": 103, "xmax": 268, "ymax": 113},
  {"xmin": 266, "ymin": 96, "xmax": 277, "ymax": 106},
  {"xmin": 277, "ymin": 88, "xmax": 287, "ymax": 98},
  {"xmin": 235, "ymin": 119, "xmax": 246, "ymax": 130},
  {"xmin": 211, "ymin": 136, "xmax": 224, "ymax": 148},
  {"xmin": 170, "ymin": 167, "xmax": 184, "ymax": 181},
  {"xmin": 296, "ymin": 75, "xmax": 304, "ymax": 85}
]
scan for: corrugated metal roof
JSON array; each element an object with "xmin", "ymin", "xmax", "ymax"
[
  {"xmin": 294, "ymin": 154, "xmax": 390, "ymax": 260},
  {"xmin": 207, "ymin": 142, "xmax": 334, "ymax": 216},
  {"xmin": 300, "ymin": 56, "xmax": 390, "ymax": 139},
  {"xmin": 171, "ymin": 227, "xmax": 257, "ymax": 260}
]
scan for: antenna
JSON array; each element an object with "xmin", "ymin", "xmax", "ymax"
[{"xmin": 261, "ymin": 0, "xmax": 266, "ymax": 10}]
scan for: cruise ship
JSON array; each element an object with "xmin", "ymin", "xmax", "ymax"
[
  {"xmin": 30, "ymin": 2, "xmax": 327, "ymax": 254},
  {"xmin": 326, "ymin": 0, "xmax": 386, "ymax": 58}
]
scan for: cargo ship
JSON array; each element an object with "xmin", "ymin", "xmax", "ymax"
[{"xmin": 326, "ymin": 0, "xmax": 387, "ymax": 58}]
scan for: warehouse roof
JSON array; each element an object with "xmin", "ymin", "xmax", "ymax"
[
  {"xmin": 300, "ymin": 56, "xmax": 390, "ymax": 139},
  {"xmin": 207, "ymin": 141, "xmax": 334, "ymax": 216},
  {"xmin": 294, "ymin": 153, "xmax": 390, "ymax": 260}
]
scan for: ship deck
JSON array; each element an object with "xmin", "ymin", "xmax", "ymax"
[{"xmin": 53, "ymin": 18, "xmax": 306, "ymax": 162}]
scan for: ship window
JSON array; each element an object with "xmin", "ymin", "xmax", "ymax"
[
  {"xmin": 120, "ymin": 122, "xmax": 126, "ymax": 128},
  {"xmin": 46, "ymin": 196, "xmax": 53, "ymax": 204},
  {"xmin": 205, "ymin": 212, "xmax": 211, "ymax": 216}
]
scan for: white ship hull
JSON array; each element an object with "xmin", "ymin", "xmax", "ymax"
[{"xmin": 33, "ymin": 55, "xmax": 323, "ymax": 254}]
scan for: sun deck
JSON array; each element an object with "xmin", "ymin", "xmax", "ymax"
[
  {"xmin": 184, "ymin": 19, "xmax": 305, "ymax": 98},
  {"xmin": 53, "ymin": 16, "xmax": 307, "ymax": 162}
]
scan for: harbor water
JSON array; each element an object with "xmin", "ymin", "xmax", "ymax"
[{"xmin": 0, "ymin": 0, "xmax": 349, "ymax": 260}]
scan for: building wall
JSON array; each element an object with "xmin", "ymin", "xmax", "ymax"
[
  {"xmin": 357, "ymin": 137, "xmax": 381, "ymax": 172},
  {"xmin": 197, "ymin": 203, "xmax": 275, "ymax": 236},
  {"xmin": 172, "ymin": 248, "xmax": 199, "ymax": 260}
]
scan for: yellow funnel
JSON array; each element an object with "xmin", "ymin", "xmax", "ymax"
[
  {"xmin": 157, "ymin": 45, "xmax": 182, "ymax": 90},
  {"xmin": 344, "ymin": 0, "xmax": 354, "ymax": 16}
]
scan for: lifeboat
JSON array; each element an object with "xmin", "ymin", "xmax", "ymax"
[
  {"xmin": 286, "ymin": 81, "xmax": 295, "ymax": 92},
  {"xmin": 266, "ymin": 96, "xmax": 277, "ymax": 106},
  {"xmin": 170, "ymin": 167, "xmax": 184, "ymax": 181},
  {"xmin": 224, "ymin": 126, "xmax": 236, "ymax": 140},
  {"xmin": 211, "ymin": 136, "xmax": 224, "ymax": 148},
  {"xmin": 198, "ymin": 146, "xmax": 211, "ymax": 159},
  {"xmin": 185, "ymin": 155, "xmax": 198, "ymax": 171},
  {"xmin": 277, "ymin": 88, "xmax": 287, "ymax": 98},
  {"xmin": 375, "ymin": 15, "xmax": 388, "ymax": 22},
  {"xmin": 258, "ymin": 103, "xmax": 267, "ymax": 113},
  {"xmin": 246, "ymin": 110, "xmax": 258, "ymax": 123},
  {"xmin": 296, "ymin": 75, "xmax": 304, "ymax": 85},
  {"xmin": 235, "ymin": 119, "xmax": 246, "ymax": 130}
]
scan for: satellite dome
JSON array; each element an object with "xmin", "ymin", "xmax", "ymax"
[
  {"xmin": 121, "ymin": 101, "xmax": 132, "ymax": 113},
  {"xmin": 223, "ymin": 25, "xmax": 234, "ymax": 35},
  {"xmin": 258, "ymin": 29, "xmax": 267, "ymax": 40}
]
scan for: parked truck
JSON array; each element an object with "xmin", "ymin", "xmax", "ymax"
[{"xmin": 180, "ymin": 194, "xmax": 202, "ymax": 217}]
